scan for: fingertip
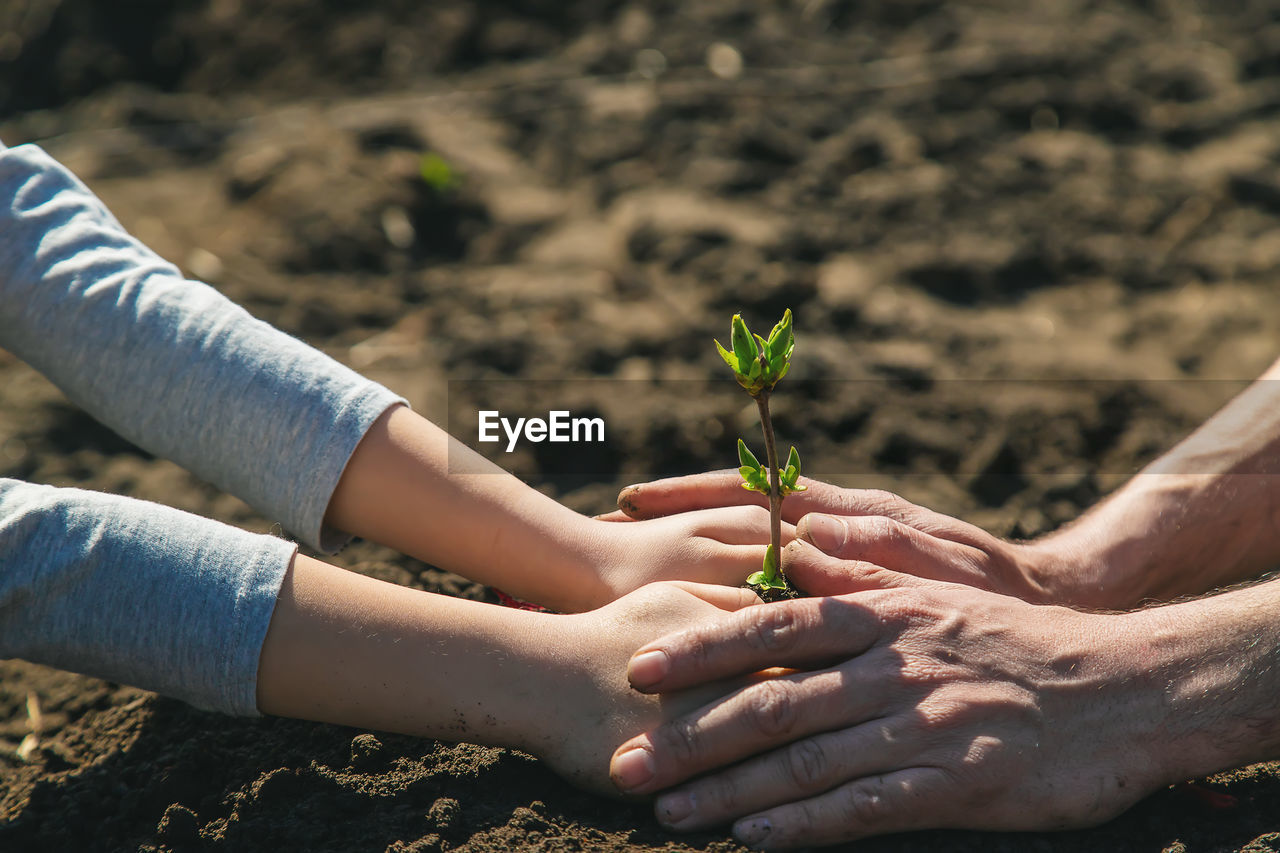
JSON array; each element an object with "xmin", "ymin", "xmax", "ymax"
[
  {"xmin": 733, "ymin": 815, "xmax": 775, "ymax": 849},
  {"xmin": 797, "ymin": 513, "xmax": 849, "ymax": 555},
  {"xmin": 655, "ymin": 790, "xmax": 698, "ymax": 829},
  {"xmin": 610, "ymin": 742, "xmax": 656, "ymax": 792},
  {"xmin": 617, "ymin": 485, "xmax": 650, "ymax": 520},
  {"xmin": 669, "ymin": 580, "xmax": 763, "ymax": 611},
  {"xmin": 627, "ymin": 648, "xmax": 670, "ymax": 690},
  {"xmin": 594, "ymin": 509, "xmax": 635, "ymax": 522}
]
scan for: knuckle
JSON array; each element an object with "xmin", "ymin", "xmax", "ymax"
[
  {"xmin": 655, "ymin": 716, "xmax": 703, "ymax": 765},
  {"xmin": 745, "ymin": 680, "xmax": 798, "ymax": 737},
  {"xmin": 867, "ymin": 589, "xmax": 923, "ymax": 630},
  {"xmin": 744, "ymin": 604, "xmax": 803, "ymax": 654},
  {"xmin": 861, "ymin": 489, "xmax": 905, "ymax": 513},
  {"xmin": 840, "ymin": 778, "xmax": 895, "ymax": 827},
  {"xmin": 852, "ymin": 560, "xmax": 902, "ymax": 588},
  {"xmin": 895, "ymin": 653, "xmax": 944, "ymax": 687},
  {"xmin": 677, "ymin": 629, "xmax": 715, "ymax": 672},
  {"xmin": 961, "ymin": 735, "xmax": 1009, "ymax": 772},
  {"xmin": 699, "ymin": 770, "xmax": 745, "ymax": 814},
  {"xmin": 784, "ymin": 738, "xmax": 830, "ymax": 790},
  {"xmin": 884, "ymin": 589, "xmax": 945, "ymax": 627},
  {"xmin": 860, "ymin": 515, "xmax": 907, "ymax": 547}
]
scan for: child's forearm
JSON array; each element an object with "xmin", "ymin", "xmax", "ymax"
[
  {"xmin": 256, "ymin": 554, "xmax": 561, "ymax": 750},
  {"xmin": 0, "ymin": 143, "xmax": 403, "ymax": 554},
  {"xmin": 323, "ymin": 405, "xmax": 601, "ymax": 610},
  {"xmin": 255, "ymin": 556, "xmax": 757, "ymax": 794}
]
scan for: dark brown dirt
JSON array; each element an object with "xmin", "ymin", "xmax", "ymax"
[{"xmin": 4, "ymin": 1, "xmax": 1280, "ymax": 850}]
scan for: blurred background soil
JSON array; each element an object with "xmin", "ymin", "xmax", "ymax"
[{"xmin": 3, "ymin": 0, "xmax": 1280, "ymax": 850}]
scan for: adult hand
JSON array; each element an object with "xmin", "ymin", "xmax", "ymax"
[
  {"xmin": 607, "ymin": 541, "xmax": 1178, "ymax": 847},
  {"xmin": 615, "ymin": 356, "xmax": 1280, "ymax": 610},
  {"xmin": 615, "ymin": 472, "xmax": 1057, "ymax": 603}
]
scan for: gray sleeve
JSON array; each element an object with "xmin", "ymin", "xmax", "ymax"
[
  {"xmin": 0, "ymin": 478, "xmax": 294, "ymax": 715},
  {"xmin": 0, "ymin": 142, "xmax": 405, "ymax": 552},
  {"xmin": 0, "ymin": 142, "xmax": 406, "ymax": 715}
]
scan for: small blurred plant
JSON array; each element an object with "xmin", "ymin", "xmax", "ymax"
[
  {"xmin": 716, "ymin": 309, "xmax": 805, "ymax": 598},
  {"xmin": 419, "ymin": 152, "xmax": 460, "ymax": 193}
]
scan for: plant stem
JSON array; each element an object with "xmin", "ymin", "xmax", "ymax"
[{"xmin": 755, "ymin": 391, "xmax": 784, "ymax": 582}]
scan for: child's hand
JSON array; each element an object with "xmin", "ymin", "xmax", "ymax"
[
  {"xmin": 524, "ymin": 581, "xmax": 761, "ymax": 795},
  {"xmin": 568, "ymin": 508, "xmax": 797, "ymax": 611}
]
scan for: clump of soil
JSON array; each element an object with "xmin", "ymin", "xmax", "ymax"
[{"xmin": 4, "ymin": 1, "xmax": 1280, "ymax": 851}]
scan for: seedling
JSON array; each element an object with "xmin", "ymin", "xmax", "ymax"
[
  {"xmin": 419, "ymin": 152, "xmax": 460, "ymax": 193},
  {"xmin": 716, "ymin": 309, "xmax": 805, "ymax": 598}
]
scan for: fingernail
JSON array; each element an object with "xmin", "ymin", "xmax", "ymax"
[
  {"xmin": 801, "ymin": 514, "xmax": 848, "ymax": 554},
  {"xmin": 656, "ymin": 791, "xmax": 697, "ymax": 828},
  {"xmin": 617, "ymin": 486, "xmax": 647, "ymax": 518},
  {"xmin": 611, "ymin": 745, "xmax": 655, "ymax": 790},
  {"xmin": 628, "ymin": 649, "xmax": 670, "ymax": 689},
  {"xmin": 734, "ymin": 817, "xmax": 773, "ymax": 847}
]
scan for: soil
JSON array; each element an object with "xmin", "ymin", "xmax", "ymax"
[{"xmin": 4, "ymin": 1, "xmax": 1280, "ymax": 850}]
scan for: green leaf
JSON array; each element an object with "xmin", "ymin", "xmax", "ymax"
[
  {"xmin": 766, "ymin": 309, "xmax": 793, "ymax": 362},
  {"xmin": 753, "ymin": 334, "xmax": 769, "ymax": 362},
  {"xmin": 768, "ymin": 308, "xmax": 792, "ymax": 341},
  {"xmin": 738, "ymin": 439, "xmax": 761, "ymax": 469},
  {"xmin": 741, "ymin": 466, "xmax": 769, "ymax": 493},
  {"xmin": 714, "ymin": 339, "xmax": 738, "ymax": 373},
  {"xmin": 749, "ymin": 574, "xmax": 789, "ymax": 591},
  {"xmin": 731, "ymin": 315, "xmax": 758, "ymax": 376},
  {"xmin": 747, "ymin": 545, "xmax": 788, "ymax": 590},
  {"xmin": 762, "ymin": 544, "xmax": 780, "ymax": 581},
  {"xmin": 781, "ymin": 449, "xmax": 803, "ymax": 493}
]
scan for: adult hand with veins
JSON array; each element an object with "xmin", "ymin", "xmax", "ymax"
[
  {"xmin": 610, "ymin": 538, "xmax": 1280, "ymax": 847},
  {"xmin": 606, "ymin": 358, "xmax": 1280, "ymax": 847}
]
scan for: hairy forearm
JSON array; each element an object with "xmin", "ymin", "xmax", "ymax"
[
  {"xmin": 1128, "ymin": 577, "xmax": 1280, "ymax": 782},
  {"xmin": 1036, "ymin": 358, "xmax": 1280, "ymax": 607},
  {"xmin": 255, "ymin": 554, "xmax": 558, "ymax": 749},
  {"xmin": 323, "ymin": 405, "xmax": 600, "ymax": 610}
]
